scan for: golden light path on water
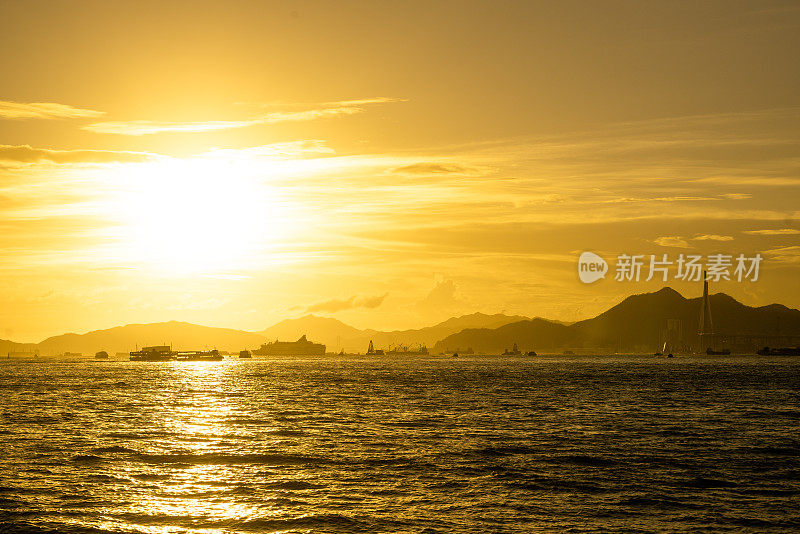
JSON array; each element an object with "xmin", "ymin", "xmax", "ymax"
[{"xmin": 103, "ymin": 362, "xmax": 275, "ymax": 533}]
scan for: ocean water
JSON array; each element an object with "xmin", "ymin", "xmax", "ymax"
[{"xmin": 1, "ymin": 356, "xmax": 799, "ymax": 533}]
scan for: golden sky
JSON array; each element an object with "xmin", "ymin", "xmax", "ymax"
[{"xmin": 2, "ymin": 0, "xmax": 799, "ymax": 341}]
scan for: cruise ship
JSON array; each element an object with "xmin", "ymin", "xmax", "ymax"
[{"xmin": 252, "ymin": 335, "xmax": 326, "ymax": 356}]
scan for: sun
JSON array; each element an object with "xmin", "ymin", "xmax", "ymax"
[{"xmin": 108, "ymin": 155, "xmax": 292, "ymax": 276}]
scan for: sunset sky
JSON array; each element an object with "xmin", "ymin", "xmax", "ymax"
[{"xmin": 2, "ymin": 0, "xmax": 799, "ymax": 342}]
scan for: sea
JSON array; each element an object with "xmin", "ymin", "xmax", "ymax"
[{"xmin": 0, "ymin": 355, "xmax": 798, "ymax": 533}]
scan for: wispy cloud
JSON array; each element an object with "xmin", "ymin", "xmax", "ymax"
[
  {"xmin": 198, "ymin": 140, "xmax": 335, "ymax": 159},
  {"xmin": 693, "ymin": 234, "xmax": 734, "ymax": 241},
  {"xmin": 240, "ymin": 97, "xmax": 404, "ymax": 110},
  {"xmin": 305, "ymin": 293, "xmax": 388, "ymax": 313},
  {"xmin": 83, "ymin": 97, "xmax": 404, "ymax": 135},
  {"xmin": 743, "ymin": 228, "xmax": 800, "ymax": 235},
  {"xmin": 0, "ymin": 144, "xmax": 158, "ymax": 164},
  {"xmin": 83, "ymin": 119, "xmax": 255, "ymax": 135},
  {"xmin": 0, "ymin": 101, "xmax": 103, "ymax": 120},
  {"xmin": 393, "ymin": 162, "xmax": 478, "ymax": 175},
  {"xmin": 653, "ymin": 236, "xmax": 691, "ymax": 248},
  {"xmin": 763, "ymin": 245, "xmax": 800, "ymax": 264}
]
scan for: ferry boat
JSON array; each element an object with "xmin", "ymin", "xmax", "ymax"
[
  {"xmin": 175, "ymin": 349, "xmax": 223, "ymax": 362},
  {"xmin": 130, "ymin": 345, "xmax": 174, "ymax": 361},
  {"xmin": 129, "ymin": 345, "xmax": 223, "ymax": 361},
  {"xmin": 502, "ymin": 343, "xmax": 522, "ymax": 356}
]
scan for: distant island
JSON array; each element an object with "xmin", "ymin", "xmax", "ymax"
[{"xmin": 2, "ymin": 287, "xmax": 800, "ymax": 358}]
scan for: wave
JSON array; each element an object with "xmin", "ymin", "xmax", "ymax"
[
  {"xmin": 617, "ymin": 495, "xmax": 699, "ymax": 509},
  {"xmin": 267, "ymin": 429, "xmax": 305, "ymax": 436},
  {"xmin": 105, "ymin": 511, "xmax": 370, "ymax": 531},
  {"xmin": 550, "ymin": 454, "xmax": 618, "ymax": 467},
  {"xmin": 91, "ymin": 446, "xmax": 137, "ymax": 454},
  {"xmin": 681, "ymin": 477, "xmax": 738, "ymax": 489},
  {"xmin": 474, "ymin": 445, "xmax": 538, "ymax": 456},
  {"xmin": 71, "ymin": 454, "xmax": 104, "ymax": 464},
  {"xmin": 263, "ymin": 480, "xmax": 325, "ymax": 490},
  {"xmin": 133, "ymin": 452, "xmax": 325, "ymax": 466},
  {"xmin": 102, "ymin": 431, "xmax": 172, "ymax": 440},
  {"xmin": 242, "ymin": 513, "xmax": 370, "ymax": 531},
  {"xmin": 130, "ymin": 473, "xmax": 170, "ymax": 481}
]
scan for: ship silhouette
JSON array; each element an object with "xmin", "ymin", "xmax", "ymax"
[{"xmin": 253, "ymin": 335, "xmax": 326, "ymax": 356}]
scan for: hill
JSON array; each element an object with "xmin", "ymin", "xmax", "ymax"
[
  {"xmin": 7, "ymin": 288, "xmax": 800, "ymax": 357},
  {"xmin": 259, "ymin": 312, "xmax": 529, "ymax": 352},
  {"xmin": 259, "ymin": 315, "xmax": 364, "ymax": 347},
  {"xmin": 37, "ymin": 321, "xmax": 267, "ymax": 356},
  {"xmin": 434, "ymin": 287, "xmax": 800, "ymax": 354},
  {"xmin": 434, "ymin": 318, "xmax": 574, "ymax": 354},
  {"xmin": 0, "ymin": 339, "xmax": 39, "ymax": 357}
]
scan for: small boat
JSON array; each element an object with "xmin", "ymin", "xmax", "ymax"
[
  {"xmin": 366, "ymin": 340, "xmax": 385, "ymax": 356},
  {"xmin": 706, "ymin": 348, "xmax": 731, "ymax": 355},
  {"xmin": 95, "ymin": 351, "xmax": 109, "ymax": 360},
  {"xmin": 526, "ymin": 351, "xmax": 537, "ymax": 357},
  {"xmin": 757, "ymin": 346, "xmax": 800, "ymax": 356}
]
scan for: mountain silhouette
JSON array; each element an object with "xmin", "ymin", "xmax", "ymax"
[
  {"xmin": 260, "ymin": 312, "xmax": 530, "ymax": 352},
  {"xmin": 434, "ymin": 318, "xmax": 574, "ymax": 354},
  {"xmin": 0, "ymin": 339, "xmax": 37, "ymax": 356},
  {"xmin": 5, "ymin": 288, "xmax": 800, "ymax": 357},
  {"xmin": 434, "ymin": 287, "xmax": 800, "ymax": 354},
  {"xmin": 37, "ymin": 321, "xmax": 266, "ymax": 356}
]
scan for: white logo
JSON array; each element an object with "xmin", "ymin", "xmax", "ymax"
[{"xmin": 578, "ymin": 252, "xmax": 608, "ymax": 283}]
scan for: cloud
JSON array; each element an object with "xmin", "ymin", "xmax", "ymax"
[
  {"xmin": 721, "ymin": 193, "xmax": 753, "ymax": 200},
  {"xmin": 693, "ymin": 234, "xmax": 734, "ymax": 241},
  {"xmin": 653, "ymin": 236, "xmax": 691, "ymax": 248},
  {"xmin": 83, "ymin": 97, "xmax": 404, "ymax": 135},
  {"xmin": 601, "ymin": 196, "xmax": 717, "ymax": 204},
  {"xmin": 743, "ymin": 228, "xmax": 800, "ymax": 235},
  {"xmin": 305, "ymin": 293, "xmax": 388, "ymax": 313},
  {"xmin": 0, "ymin": 144, "xmax": 158, "ymax": 164},
  {"xmin": 763, "ymin": 245, "xmax": 800, "ymax": 264},
  {"xmin": 0, "ymin": 101, "xmax": 104, "ymax": 120},
  {"xmin": 393, "ymin": 163, "xmax": 476, "ymax": 175},
  {"xmin": 416, "ymin": 279, "xmax": 466, "ymax": 310},
  {"xmin": 198, "ymin": 140, "xmax": 334, "ymax": 159},
  {"xmin": 240, "ymin": 97, "xmax": 405, "ymax": 109},
  {"xmin": 84, "ymin": 119, "xmax": 255, "ymax": 135}
]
